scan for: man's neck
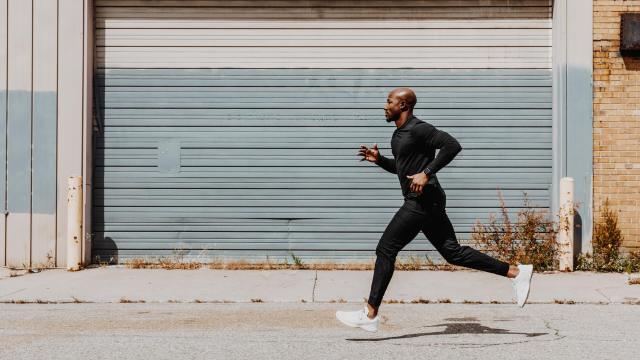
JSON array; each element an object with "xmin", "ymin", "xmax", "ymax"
[{"xmin": 394, "ymin": 112, "xmax": 413, "ymax": 128}]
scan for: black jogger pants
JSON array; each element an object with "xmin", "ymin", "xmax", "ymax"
[{"xmin": 368, "ymin": 184, "xmax": 510, "ymax": 308}]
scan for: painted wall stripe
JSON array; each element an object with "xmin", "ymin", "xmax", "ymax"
[{"xmin": 95, "ymin": 8, "xmax": 551, "ymax": 69}]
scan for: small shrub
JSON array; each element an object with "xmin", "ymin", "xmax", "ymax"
[
  {"xmin": 472, "ymin": 191, "xmax": 558, "ymax": 271},
  {"xmin": 576, "ymin": 200, "xmax": 638, "ymax": 273},
  {"xmin": 592, "ymin": 199, "xmax": 623, "ymax": 270},
  {"xmin": 626, "ymin": 251, "xmax": 640, "ymax": 273}
]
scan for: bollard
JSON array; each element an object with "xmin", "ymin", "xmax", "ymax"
[
  {"xmin": 558, "ymin": 177, "xmax": 574, "ymax": 271},
  {"xmin": 67, "ymin": 176, "xmax": 83, "ymax": 271}
]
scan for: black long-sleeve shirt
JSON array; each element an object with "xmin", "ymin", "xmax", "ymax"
[{"xmin": 375, "ymin": 115, "xmax": 462, "ymax": 199}]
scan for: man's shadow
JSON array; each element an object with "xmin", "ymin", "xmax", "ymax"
[{"xmin": 347, "ymin": 322, "xmax": 547, "ymax": 342}]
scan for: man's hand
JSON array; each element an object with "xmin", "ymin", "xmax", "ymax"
[
  {"xmin": 358, "ymin": 144, "xmax": 380, "ymax": 163},
  {"xmin": 407, "ymin": 172, "xmax": 429, "ymax": 195}
]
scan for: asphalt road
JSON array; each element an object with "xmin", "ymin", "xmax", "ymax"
[{"xmin": 1, "ymin": 303, "xmax": 638, "ymax": 360}]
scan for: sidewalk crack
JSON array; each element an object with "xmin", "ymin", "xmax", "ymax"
[
  {"xmin": 542, "ymin": 319, "xmax": 566, "ymax": 341},
  {"xmin": 595, "ymin": 288, "xmax": 612, "ymax": 303}
]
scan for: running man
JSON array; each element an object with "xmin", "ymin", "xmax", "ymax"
[{"xmin": 336, "ymin": 88, "xmax": 533, "ymax": 332}]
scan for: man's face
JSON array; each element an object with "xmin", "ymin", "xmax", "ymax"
[{"xmin": 384, "ymin": 93, "xmax": 403, "ymax": 123}]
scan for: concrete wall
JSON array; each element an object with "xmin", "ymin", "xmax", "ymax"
[
  {"xmin": 593, "ymin": 0, "xmax": 640, "ymax": 250},
  {"xmin": 0, "ymin": 0, "xmax": 92, "ymax": 268}
]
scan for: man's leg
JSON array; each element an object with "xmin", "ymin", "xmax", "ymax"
[
  {"xmin": 422, "ymin": 206, "xmax": 510, "ymax": 277},
  {"xmin": 367, "ymin": 202, "xmax": 423, "ymax": 315}
]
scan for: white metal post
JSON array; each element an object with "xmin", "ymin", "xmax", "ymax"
[
  {"xmin": 558, "ymin": 177, "xmax": 574, "ymax": 271},
  {"xmin": 67, "ymin": 176, "xmax": 83, "ymax": 271}
]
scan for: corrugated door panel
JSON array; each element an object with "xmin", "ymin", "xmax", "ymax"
[{"xmin": 93, "ymin": 0, "xmax": 552, "ymax": 262}]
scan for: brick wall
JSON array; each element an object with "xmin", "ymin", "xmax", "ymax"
[{"xmin": 593, "ymin": 0, "xmax": 640, "ymax": 250}]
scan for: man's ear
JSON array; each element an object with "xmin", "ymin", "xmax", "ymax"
[{"xmin": 399, "ymin": 100, "xmax": 408, "ymax": 112}]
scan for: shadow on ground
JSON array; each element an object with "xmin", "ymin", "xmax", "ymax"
[{"xmin": 347, "ymin": 322, "xmax": 547, "ymax": 342}]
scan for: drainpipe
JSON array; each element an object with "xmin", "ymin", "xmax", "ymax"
[{"xmin": 67, "ymin": 176, "xmax": 83, "ymax": 271}]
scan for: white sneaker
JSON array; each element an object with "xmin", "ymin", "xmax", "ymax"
[
  {"xmin": 335, "ymin": 306, "xmax": 380, "ymax": 332},
  {"xmin": 512, "ymin": 264, "xmax": 534, "ymax": 307}
]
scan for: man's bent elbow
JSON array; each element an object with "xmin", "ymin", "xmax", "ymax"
[{"xmin": 451, "ymin": 141, "xmax": 462, "ymax": 155}]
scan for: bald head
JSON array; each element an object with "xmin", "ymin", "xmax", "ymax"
[
  {"xmin": 389, "ymin": 88, "xmax": 417, "ymax": 110},
  {"xmin": 384, "ymin": 88, "xmax": 417, "ymax": 123}
]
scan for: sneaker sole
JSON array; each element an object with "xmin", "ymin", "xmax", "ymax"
[
  {"xmin": 335, "ymin": 312, "xmax": 379, "ymax": 332},
  {"xmin": 335, "ymin": 312, "xmax": 359, "ymax": 328},
  {"xmin": 360, "ymin": 323, "xmax": 379, "ymax": 332}
]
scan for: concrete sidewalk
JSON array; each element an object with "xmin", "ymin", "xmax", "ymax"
[{"xmin": 1, "ymin": 267, "xmax": 639, "ymax": 304}]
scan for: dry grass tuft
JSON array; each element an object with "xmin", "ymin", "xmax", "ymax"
[
  {"xmin": 628, "ymin": 277, "xmax": 640, "ymax": 285},
  {"xmin": 394, "ymin": 255, "xmax": 457, "ymax": 271},
  {"xmin": 553, "ymin": 299, "xmax": 576, "ymax": 305},
  {"xmin": 209, "ymin": 260, "xmax": 376, "ymax": 271},
  {"xmin": 463, "ymin": 300, "xmax": 483, "ymax": 304},
  {"xmin": 120, "ymin": 297, "xmax": 145, "ymax": 304},
  {"xmin": 126, "ymin": 258, "xmax": 203, "ymax": 270},
  {"xmin": 250, "ymin": 298, "xmax": 263, "ymax": 303},
  {"xmin": 438, "ymin": 298, "xmax": 452, "ymax": 304},
  {"xmin": 384, "ymin": 299, "xmax": 405, "ymax": 304},
  {"xmin": 122, "ymin": 257, "xmax": 461, "ymax": 271},
  {"xmin": 410, "ymin": 298, "xmax": 431, "ymax": 304}
]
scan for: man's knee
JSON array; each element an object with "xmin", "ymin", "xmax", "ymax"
[{"xmin": 376, "ymin": 243, "xmax": 398, "ymax": 262}]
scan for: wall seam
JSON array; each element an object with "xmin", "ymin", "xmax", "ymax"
[
  {"xmin": 81, "ymin": 0, "xmax": 85, "ymax": 264},
  {"xmin": 29, "ymin": 0, "xmax": 33, "ymax": 268},
  {"xmin": 54, "ymin": 0, "xmax": 59, "ymax": 266},
  {"xmin": 3, "ymin": 0, "xmax": 8, "ymax": 266}
]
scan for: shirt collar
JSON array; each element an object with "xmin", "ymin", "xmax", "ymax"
[{"xmin": 396, "ymin": 115, "xmax": 416, "ymax": 131}]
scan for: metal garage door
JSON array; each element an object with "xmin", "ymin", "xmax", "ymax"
[{"xmin": 93, "ymin": 0, "xmax": 553, "ymax": 263}]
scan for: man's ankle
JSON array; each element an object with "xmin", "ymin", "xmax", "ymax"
[{"xmin": 366, "ymin": 303, "xmax": 378, "ymax": 319}]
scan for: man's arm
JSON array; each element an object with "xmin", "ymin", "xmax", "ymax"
[
  {"xmin": 358, "ymin": 144, "xmax": 397, "ymax": 174},
  {"xmin": 375, "ymin": 154, "xmax": 397, "ymax": 174},
  {"xmin": 418, "ymin": 123, "xmax": 462, "ymax": 175},
  {"xmin": 406, "ymin": 123, "xmax": 461, "ymax": 195}
]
